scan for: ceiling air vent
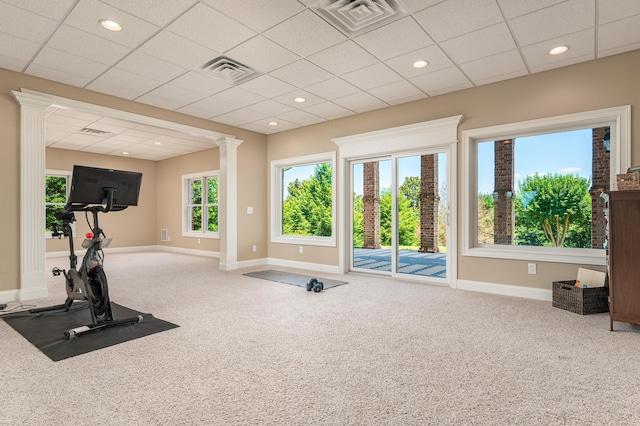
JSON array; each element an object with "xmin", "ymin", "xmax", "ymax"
[
  {"xmin": 312, "ymin": 0, "xmax": 407, "ymax": 36},
  {"xmin": 200, "ymin": 56, "xmax": 258, "ymax": 85},
  {"xmin": 79, "ymin": 128, "xmax": 112, "ymax": 136}
]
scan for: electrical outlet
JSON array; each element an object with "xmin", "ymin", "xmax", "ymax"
[
  {"xmin": 528, "ymin": 263, "xmax": 537, "ymax": 274},
  {"xmin": 252, "ymin": 245, "xmax": 257, "ymax": 252}
]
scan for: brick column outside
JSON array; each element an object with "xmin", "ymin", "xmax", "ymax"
[
  {"xmin": 494, "ymin": 140, "xmax": 514, "ymax": 245},
  {"xmin": 419, "ymin": 154, "xmax": 439, "ymax": 253},
  {"xmin": 363, "ymin": 161, "xmax": 381, "ymax": 249},
  {"xmin": 591, "ymin": 127, "xmax": 610, "ymax": 249}
]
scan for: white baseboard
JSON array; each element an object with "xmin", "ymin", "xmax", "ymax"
[
  {"xmin": 237, "ymin": 258, "xmax": 268, "ymax": 269},
  {"xmin": 0, "ymin": 289, "xmax": 19, "ymax": 304},
  {"xmin": 153, "ymin": 245, "xmax": 219, "ymax": 258},
  {"xmin": 457, "ymin": 279, "xmax": 552, "ymax": 301},
  {"xmin": 267, "ymin": 258, "xmax": 341, "ymax": 274},
  {"xmin": 47, "ymin": 245, "xmax": 219, "ymax": 258}
]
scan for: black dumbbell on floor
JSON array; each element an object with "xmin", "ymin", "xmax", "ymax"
[{"xmin": 306, "ymin": 278, "xmax": 324, "ymax": 292}]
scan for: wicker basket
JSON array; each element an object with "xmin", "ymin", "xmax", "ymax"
[
  {"xmin": 552, "ymin": 280, "xmax": 609, "ymax": 315},
  {"xmin": 613, "ymin": 172, "xmax": 640, "ymax": 191}
]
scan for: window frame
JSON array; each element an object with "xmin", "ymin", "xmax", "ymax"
[
  {"xmin": 45, "ymin": 169, "xmax": 73, "ymax": 239},
  {"xmin": 270, "ymin": 151, "xmax": 337, "ymax": 247},
  {"xmin": 182, "ymin": 170, "xmax": 219, "ymax": 239},
  {"xmin": 462, "ymin": 105, "xmax": 631, "ymax": 265}
]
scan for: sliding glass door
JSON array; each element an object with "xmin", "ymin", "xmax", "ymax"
[{"xmin": 350, "ymin": 150, "xmax": 450, "ymax": 282}]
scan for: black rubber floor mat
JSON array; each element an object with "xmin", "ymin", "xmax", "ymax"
[
  {"xmin": 2, "ymin": 302, "xmax": 178, "ymax": 362},
  {"xmin": 243, "ymin": 270, "xmax": 347, "ymax": 290}
]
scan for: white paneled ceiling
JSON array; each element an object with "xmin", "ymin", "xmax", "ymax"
[{"xmin": 2, "ymin": 0, "xmax": 640, "ymax": 160}]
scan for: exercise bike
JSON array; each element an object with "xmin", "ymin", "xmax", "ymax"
[{"xmin": 30, "ymin": 165, "xmax": 144, "ymax": 339}]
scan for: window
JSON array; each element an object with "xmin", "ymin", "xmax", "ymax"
[
  {"xmin": 182, "ymin": 171, "xmax": 219, "ymax": 238},
  {"xmin": 45, "ymin": 169, "xmax": 71, "ymax": 237},
  {"xmin": 271, "ymin": 152, "xmax": 336, "ymax": 246},
  {"xmin": 462, "ymin": 106, "xmax": 631, "ymax": 265}
]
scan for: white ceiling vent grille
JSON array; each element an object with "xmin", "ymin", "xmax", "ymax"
[
  {"xmin": 312, "ymin": 0, "xmax": 407, "ymax": 36},
  {"xmin": 79, "ymin": 127, "xmax": 112, "ymax": 137},
  {"xmin": 201, "ymin": 56, "xmax": 258, "ymax": 85}
]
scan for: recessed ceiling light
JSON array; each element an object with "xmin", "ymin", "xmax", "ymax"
[
  {"xmin": 548, "ymin": 45, "xmax": 569, "ymax": 55},
  {"xmin": 153, "ymin": 142, "xmax": 162, "ymax": 145},
  {"xmin": 99, "ymin": 19, "xmax": 122, "ymax": 32},
  {"xmin": 269, "ymin": 121, "xmax": 278, "ymax": 126},
  {"xmin": 294, "ymin": 97, "xmax": 306, "ymax": 103},
  {"xmin": 122, "ymin": 151, "xmax": 129, "ymax": 155},
  {"xmin": 413, "ymin": 60, "xmax": 428, "ymax": 69}
]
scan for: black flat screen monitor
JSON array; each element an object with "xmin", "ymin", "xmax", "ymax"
[{"xmin": 67, "ymin": 165, "xmax": 142, "ymax": 209}]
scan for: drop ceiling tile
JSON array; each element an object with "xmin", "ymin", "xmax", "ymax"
[
  {"xmin": 414, "ymin": 0, "xmax": 504, "ymax": 42},
  {"xmin": 135, "ymin": 84, "xmax": 207, "ymax": 111},
  {"xmin": 459, "ymin": 50, "xmax": 527, "ymax": 84},
  {"xmin": 46, "ymin": 25, "xmax": 131, "ymax": 66},
  {"xmin": 0, "ymin": 2, "xmax": 58, "ymax": 44},
  {"xmin": 202, "ymin": 0, "xmax": 305, "ymax": 32},
  {"xmin": 402, "ymin": 0, "xmax": 443, "ymax": 13},
  {"xmin": 341, "ymin": 62, "xmax": 402, "ymax": 91},
  {"xmin": 63, "ymin": 0, "xmax": 160, "ymax": 49},
  {"xmin": 3, "ymin": 0, "xmax": 77, "ymax": 20},
  {"xmin": 87, "ymin": 68, "xmax": 163, "ymax": 99},
  {"xmin": 211, "ymin": 87, "xmax": 266, "ymax": 108},
  {"xmin": 99, "ymin": 0, "xmax": 198, "ymax": 26},
  {"xmin": 275, "ymin": 109, "xmax": 325, "ymax": 125},
  {"xmin": 521, "ymin": 29, "xmax": 594, "ymax": 71},
  {"xmin": 509, "ymin": 0, "xmax": 595, "ymax": 47},
  {"xmin": 167, "ymin": 3, "xmax": 256, "ymax": 53},
  {"xmin": 598, "ymin": 0, "xmax": 640, "ymax": 25},
  {"xmin": 409, "ymin": 66, "xmax": 472, "ymax": 96},
  {"xmin": 95, "ymin": 117, "xmax": 139, "ymax": 129},
  {"xmin": 496, "ymin": 0, "xmax": 568, "ymax": 19},
  {"xmin": 0, "ymin": 55, "xmax": 28, "ymax": 72},
  {"xmin": 239, "ymin": 75, "xmax": 297, "ymax": 98},
  {"xmin": 224, "ymin": 35, "xmax": 300, "ymax": 73},
  {"xmin": 354, "ymin": 17, "xmax": 434, "ymax": 60},
  {"xmin": 214, "ymin": 108, "xmax": 269, "ymax": 125},
  {"xmin": 270, "ymin": 59, "xmax": 334, "ymax": 88},
  {"xmin": 170, "ymin": 71, "xmax": 233, "ymax": 96},
  {"xmin": 0, "ymin": 32, "xmax": 40, "ymax": 62},
  {"xmin": 308, "ymin": 40, "xmax": 378, "ymax": 76},
  {"xmin": 302, "ymin": 101, "xmax": 353, "ymax": 120},
  {"xmin": 26, "ymin": 47, "xmax": 110, "ymax": 86},
  {"xmin": 210, "ymin": 115, "xmax": 245, "ymax": 127},
  {"xmin": 263, "ymin": 9, "xmax": 346, "ymax": 57},
  {"xmin": 368, "ymin": 80, "xmax": 425, "ymax": 105},
  {"xmin": 116, "ymin": 51, "xmax": 188, "ymax": 82},
  {"xmin": 138, "ymin": 30, "xmax": 220, "ymax": 70},
  {"xmin": 47, "ymin": 113, "xmax": 93, "ymax": 127},
  {"xmin": 176, "ymin": 95, "xmax": 242, "ymax": 118},
  {"xmin": 332, "ymin": 92, "xmax": 388, "ymax": 113},
  {"xmin": 304, "ymin": 78, "xmax": 361, "ymax": 100},
  {"xmin": 441, "ymin": 23, "xmax": 516, "ymax": 65},
  {"xmin": 385, "ymin": 45, "xmax": 454, "ymax": 78},
  {"xmin": 598, "ymin": 14, "xmax": 640, "ymax": 57},
  {"xmin": 241, "ymin": 121, "xmax": 294, "ymax": 134},
  {"xmin": 246, "ymin": 100, "xmax": 294, "ymax": 116}
]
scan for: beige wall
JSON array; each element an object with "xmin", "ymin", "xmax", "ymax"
[
  {"xmin": 267, "ymin": 50, "xmax": 640, "ymax": 288},
  {"xmin": 2, "ymin": 49, "xmax": 640, "ymax": 295}
]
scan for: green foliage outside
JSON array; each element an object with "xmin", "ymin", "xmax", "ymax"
[
  {"xmin": 282, "ymin": 163, "xmax": 332, "ymax": 237},
  {"xmin": 45, "ymin": 175, "xmax": 67, "ymax": 231},
  {"xmin": 190, "ymin": 177, "xmax": 219, "ymax": 232},
  {"xmin": 478, "ymin": 174, "xmax": 592, "ymax": 248}
]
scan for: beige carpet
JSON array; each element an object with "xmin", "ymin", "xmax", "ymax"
[{"xmin": 1, "ymin": 251, "xmax": 639, "ymax": 425}]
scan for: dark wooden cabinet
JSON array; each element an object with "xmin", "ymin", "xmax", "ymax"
[{"xmin": 608, "ymin": 190, "xmax": 640, "ymax": 330}]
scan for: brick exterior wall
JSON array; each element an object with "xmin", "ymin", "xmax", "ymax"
[
  {"xmin": 363, "ymin": 161, "xmax": 381, "ymax": 249},
  {"xmin": 494, "ymin": 140, "xmax": 514, "ymax": 245},
  {"xmin": 419, "ymin": 154, "xmax": 439, "ymax": 253},
  {"xmin": 591, "ymin": 127, "xmax": 610, "ymax": 249}
]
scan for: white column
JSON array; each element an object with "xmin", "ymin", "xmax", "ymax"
[
  {"xmin": 216, "ymin": 137, "xmax": 243, "ymax": 271},
  {"xmin": 11, "ymin": 91, "xmax": 53, "ymax": 300}
]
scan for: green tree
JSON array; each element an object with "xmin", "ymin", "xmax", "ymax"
[
  {"xmin": 45, "ymin": 175, "xmax": 67, "ymax": 231},
  {"xmin": 379, "ymin": 187, "xmax": 419, "ymax": 247},
  {"xmin": 400, "ymin": 176, "xmax": 420, "ymax": 209},
  {"xmin": 353, "ymin": 194, "xmax": 364, "ymax": 247},
  {"xmin": 515, "ymin": 173, "xmax": 591, "ymax": 247},
  {"xmin": 477, "ymin": 193, "xmax": 495, "ymax": 244},
  {"xmin": 282, "ymin": 163, "xmax": 332, "ymax": 237}
]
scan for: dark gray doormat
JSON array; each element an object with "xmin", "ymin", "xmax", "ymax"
[
  {"xmin": 244, "ymin": 270, "xmax": 348, "ymax": 290},
  {"xmin": 2, "ymin": 302, "xmax": 178, "ymax": 362}
]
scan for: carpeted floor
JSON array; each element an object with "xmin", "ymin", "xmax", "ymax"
[{"xmin": 1, "ymin": 251, "xmax": 639, "ymax": 425}]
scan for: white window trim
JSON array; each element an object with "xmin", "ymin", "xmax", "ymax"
[
  {"xmin": 45, "ymin": 169, "xmax": 74, "ymax": 239},
  {"xmin": 461, "ymin": 105, "xmax": 631, "ymax": 265},
  {"xmin": 270, "ymin": 151, "xmax": 337, "ymax": 247},
  {"xmin": 182, "ymin": 170, "xmax": 219, "ymax": 239}
]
